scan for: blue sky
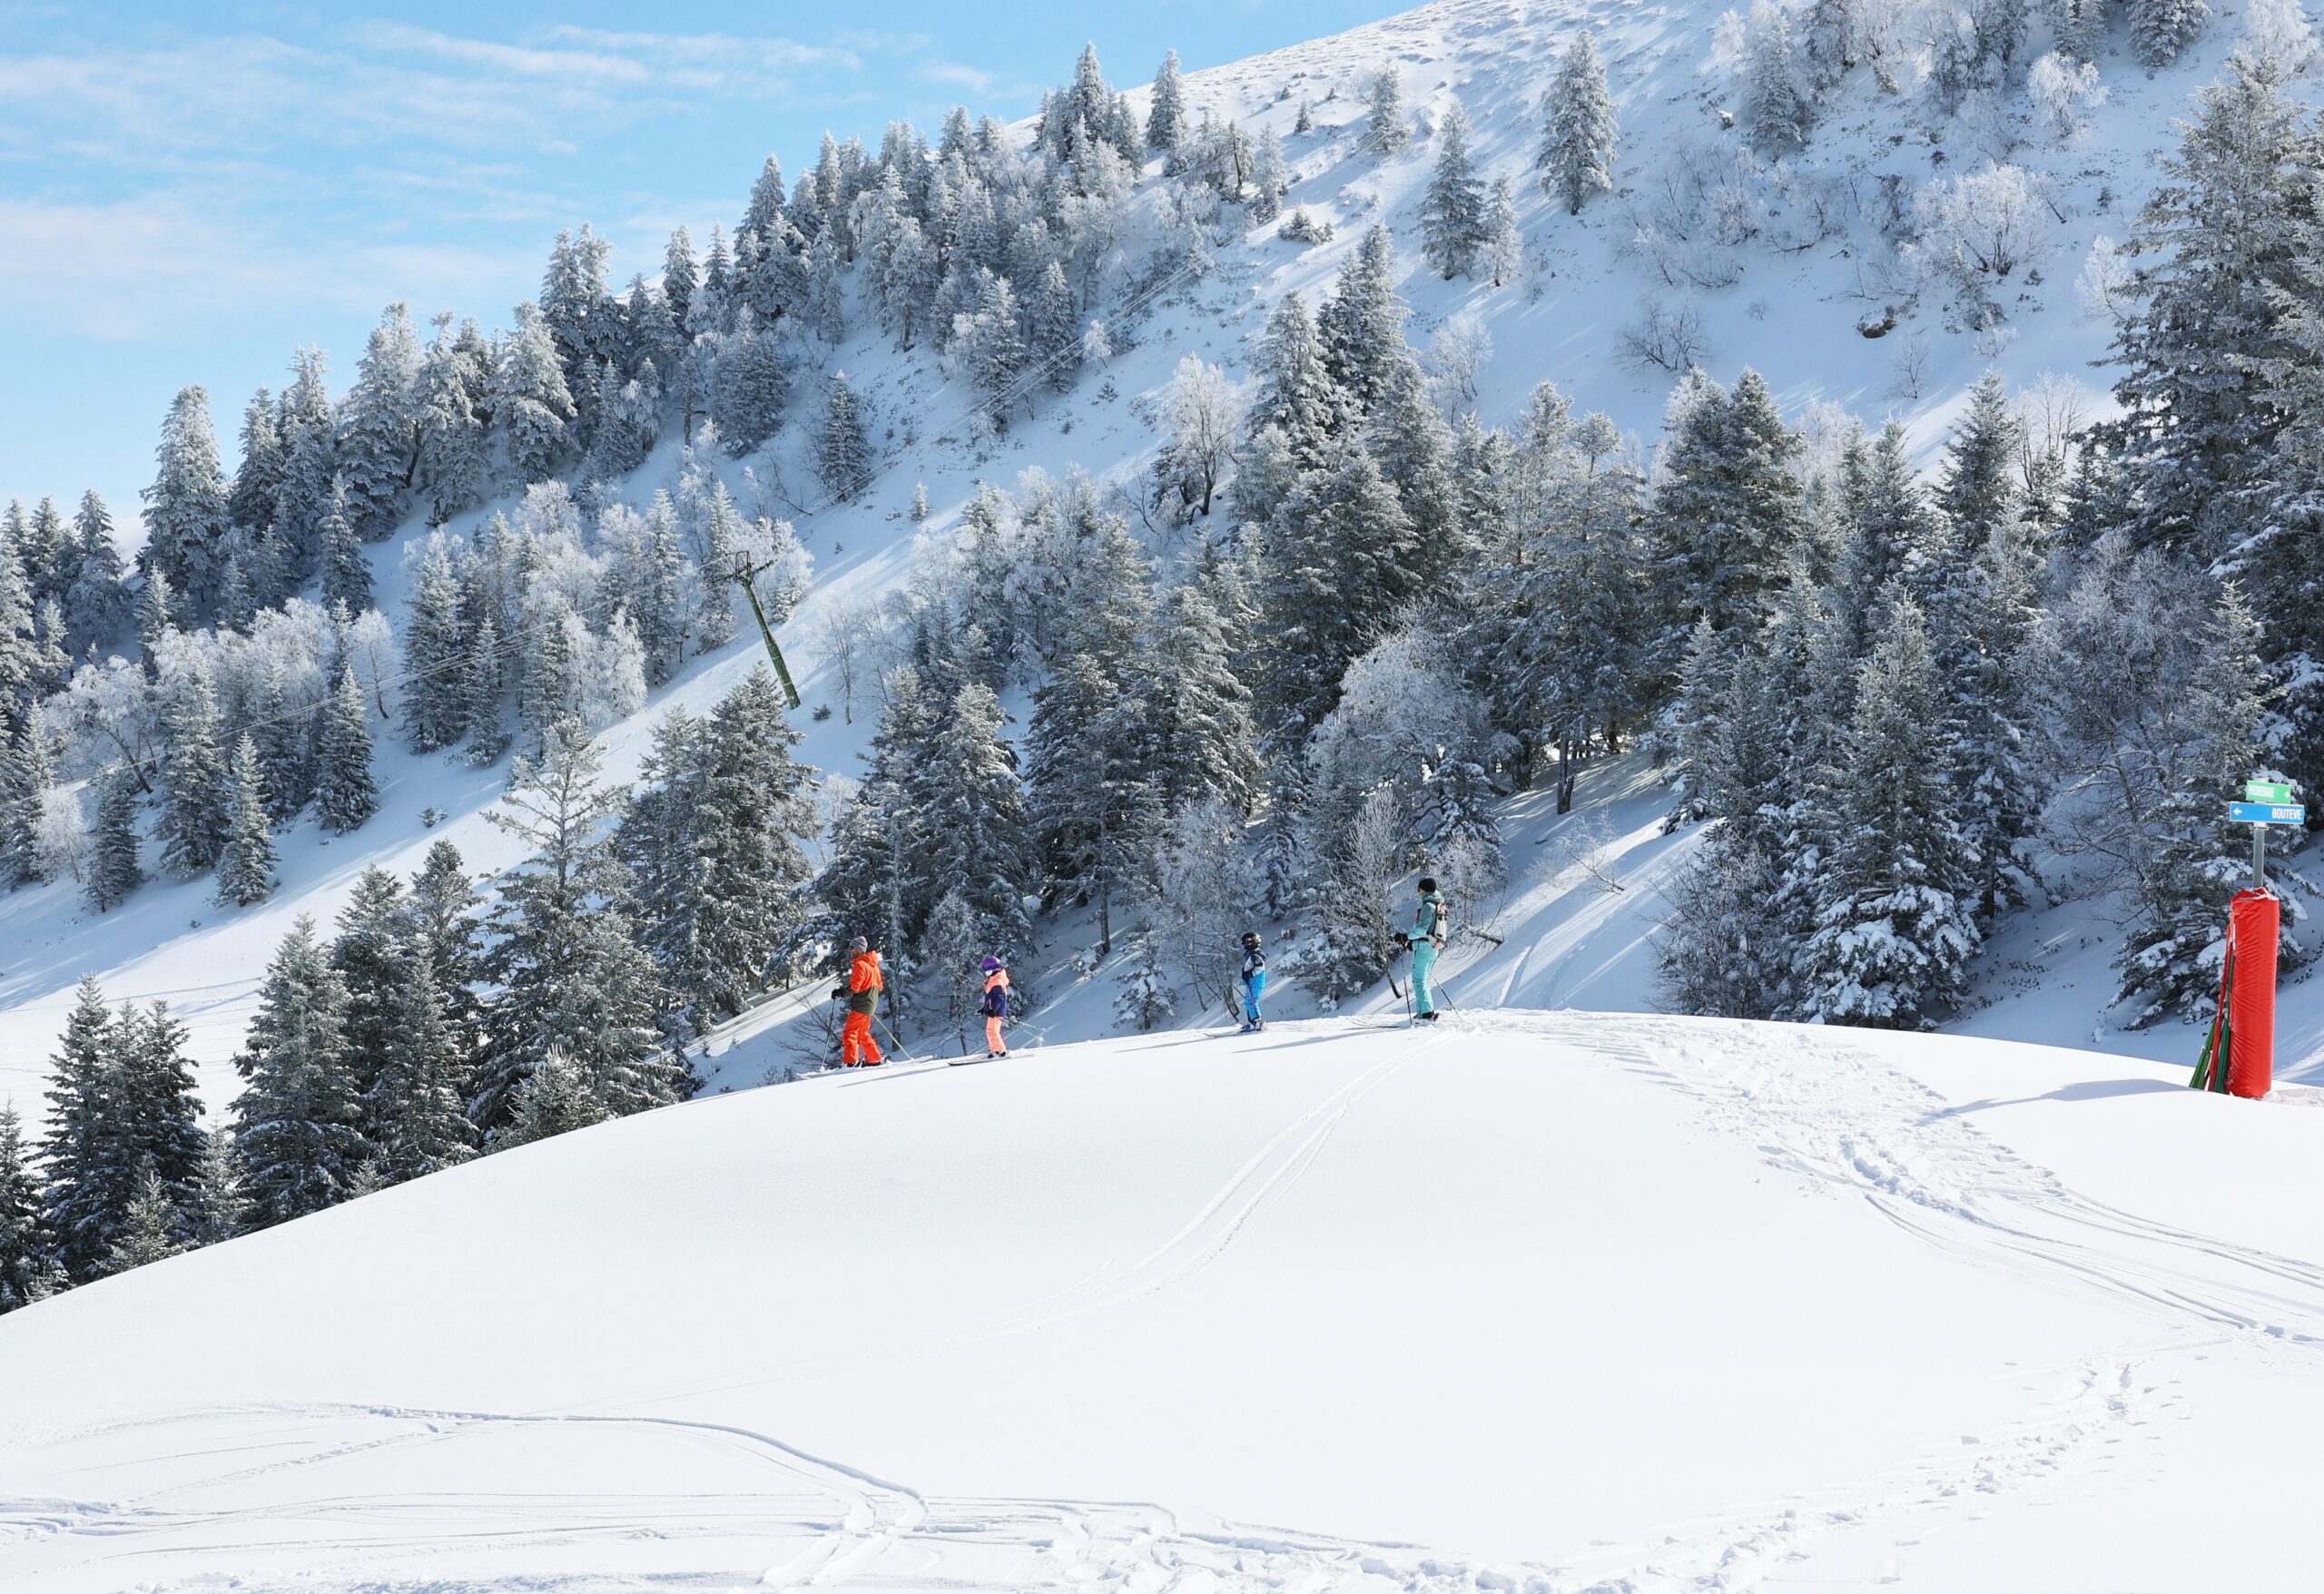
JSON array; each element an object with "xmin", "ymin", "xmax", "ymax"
[{"xmin": 0, "ymin": 1, "xmax": 1403, "ymax": 527}]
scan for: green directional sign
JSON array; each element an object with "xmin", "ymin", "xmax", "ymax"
[{"xmin": 2247, "ymin": 780, "xmax": 2295, "ymax": 804}]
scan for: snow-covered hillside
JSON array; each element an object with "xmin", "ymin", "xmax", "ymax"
[
  {"xmin": 8, "ymin": 1011, "xmax": 2324, "ymax": 1589},
  {"xmin": 9, "ymin": 0, "xmax": 2321, "ymax": 1129}
]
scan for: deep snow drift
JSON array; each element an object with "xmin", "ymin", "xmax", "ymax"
[{"xmin": 7, "ymin": 1011, "xmax": 2324, "ymax": 1589}]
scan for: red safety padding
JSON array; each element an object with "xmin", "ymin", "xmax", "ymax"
[{"xmin": 2229, "ymin": 888, "xmax": 2281, "ymax": 1100}]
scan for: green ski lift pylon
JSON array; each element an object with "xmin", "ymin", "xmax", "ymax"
[{"xmin": 729, "ymin": 557, "xmax": 803, "ymax": 711}]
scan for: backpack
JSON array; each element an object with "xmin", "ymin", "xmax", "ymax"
[{"xmin": 1427, "ymin": 897, "xmax": 1450, "ymax": 950}]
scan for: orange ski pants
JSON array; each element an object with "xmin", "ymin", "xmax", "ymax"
[{"xmin": 842, "ymin": 1012, "xmax": 882, "ymax": 1066}]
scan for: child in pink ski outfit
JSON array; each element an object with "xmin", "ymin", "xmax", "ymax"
[{"xmin": 980, "ymin": 956, "xmax": 1010, "ymax": 1059}]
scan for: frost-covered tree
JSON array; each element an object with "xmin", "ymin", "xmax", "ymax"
[
  {"xmin": 414, "ymin": 313, "xmax": 489, "ymax": 526},
  {"xmin": 318, "ymin": 477, "xmax": 371, "ymax": 614},
  {"xmin": 64, "ymin": 491, "xmax": 131, "ymax": 653},
  {"xmin": 712, "ymin": 314, "xmax": 790, "ymax": 454},
  {"xmin": 497, "ymin": 301, "xmax": 577, "ymax": 482},
  {"xmin": 143, "ymin": 386, "xmax": 231, "ymax": 608},
  {"xmin": 402, "ymin": 540, "xmax": 470, "ymax": 752},
  {"xmin": 337, "ymin": 302, "xmax": 423, "ymax": 536},
  {"xmin": 0, "ymin": 719, "xmax": 54, "ymax": 890},
  {"xmin": 1741, "ymin": 0, "xmax": 1814, "ymax": 157},
  {"xmin": 179, "ymin": 1127, "xmax": 245, "ymax": 1248},
  {"xmin": 2028, "ymin": 51, "xmax": 2107, "ymax": 143},
  {"xmin": 1483, "ymin": 176, "xmax": 1524, "ymax": 286},
  {"xmin": 1795, "ymin": 591, "xmax": 1981, "ymax": 1028},
  {"xmin": 155, "ymin": 667, "xmax": 230, "ymax": 878},
  {"xmin": 817, "ymin": 371, "xmax": 873, "ymax": 502},
  {"xmin": 2246, "ymin": 0, "xmax": 2319, "ymax": 67},
  {"xmin": 0, "ymin": 1105, "xmax": 61, "ymax": 1312},
  {"xmin": 2097, "ymin": 580, "xmax": 2277, "ymax": 1023},
  {"xmin": 213, "ymin": 733, "xmax": 278, "ymax": 907},
  {"xmin": 230, "ymin": 388, "xmax": 286, "ymax": 539},
  {"xmin": 2131, "ymin": 0, "xmax": 2211, "ymax": 66},
  {"xmin": 1360, "ymin": 65, "xmax": 1410, "ymax": 154},
  {"xmin": 40, "ymin": 979, "xmax": 133, "ymax": 1281},
  {"xmin": 1153, "ymin": 356, "xmax": 1239, "ymax": 519},
  {"xmin": 1420, "ymin": 99, "xmax": 1487, "ymax": 278},
  {"xmin": 620, "ymin": 669, "xmax": 817, "ymax": 1022},
  {"xmin": 1147, "ymin": 49, "xmax": 1187, "ymax": 150},
  {"xmin": 232, "ymin": 917, "xmax": 369, "ymax": 1227},
  {"xmin": 2101, "ymin": 54, "xmax": 2309, "ymax": 567},
  {"xmin": 1539, "ymin": 29, "xmax": 1618, "ymax": 214},
  {"xmin": 84, "ymin": 764, "xmax": 143, "ymax": 912},
  {"xmin": 1256, "ymin": 434, "xmax": 1417, "ymax": 741},
  {"xmin": 368, "ymin": 947, "xmax": 475, "ymax": 1185},
  {"xmin": 1249, "ymin": 129, "xmax": 1289, "ymax": 224},
  {"xmin": 314, "ymin": 664, "xmax": 378, "ymax": 834},
  {"xmin": 1648, "ymin": 368, "xmax": 1805, "ymax": 652},
  {"xmin": 494, "ymin": 1050, "xmax": 608, "ymax": 1149},
  {"xmin": 476, "ymin": 720, "xmax": 684, "ymax": 1131},
  {"xmin": 100, "ymin": 1161, "xmax": 184, "ymax": 1275}
]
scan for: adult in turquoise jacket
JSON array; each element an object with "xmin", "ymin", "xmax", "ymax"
[{"xmin": 1406, "ymin": 879, "xmax": 1447, "ymax": 1022}]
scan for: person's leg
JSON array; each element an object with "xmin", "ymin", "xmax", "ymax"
[
  {"xmin": 986, "ymin": 1014, "xmax": 1005, "ymax": 1055},
  {"xmin": 862, "ymin": 1016, "xmax": 882, "ymax": 1065},
  {"xmin": 1249, "ymin": 970, "xmax": 1266, "ymax": 1027},
  {"xmin": 1411, "ymin": 943, "xmax": 1437, "ymax": 1017},
  {"xmin": 841, "ymin": 1012, "xmax": 865, "ymax": 1065}
]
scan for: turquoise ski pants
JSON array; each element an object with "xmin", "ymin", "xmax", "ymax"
[{"xmin": 1410, "ymin": 941, "xmax": 1439, "ymax": 1016}]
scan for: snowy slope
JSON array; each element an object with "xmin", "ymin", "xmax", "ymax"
[
  {"xmin": 9, "ymin": 1012, "xmax": 2324, "ymax": 1589},
  {"xmin": 7, "ymin": 0, "xmax": 2323, "ymax": 1124}
]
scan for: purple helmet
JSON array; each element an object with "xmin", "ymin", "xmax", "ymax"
[{"xmin": 981, "ymin": 955, "xmax": 1003, "ymax": 972}]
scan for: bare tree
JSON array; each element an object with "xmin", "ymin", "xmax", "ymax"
[
  {"xmin": 815, "ymin": 595, "xmax": 875, "ymax": 723},
  {"xmin": 1618, "ymin": 297, "xmax": 1712, "ymax": 372}
]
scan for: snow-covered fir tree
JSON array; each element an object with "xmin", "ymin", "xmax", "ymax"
[
  {"xmin": 1360, "ymin": 65, "xmax": 1409, "ymax": 155},
  {"xmin": 155, "ymin": 667, "xmax": 231, "ymax": 878},
  {"xmin": 1147, "ymin": 50, "xmax": 1187, "ymax": 151},
  {"xmin": 0, "ymin": 1104, "xmax": 61, "ymax": 1312},
  {"xmin": 337, "ymin": 302, "xmax": 423, "ymax": 536},
  {"xmin": 64, "ymin": 490, "xmax": 131, "ymax": 654},
  {"xmin": 368, "ymin": 947, "xmax": 476, "ymax": 1185},
  {"xmin": 213, "ymin": 733, "xmax": 279, "ymax": 907},
  {"xmin": 84, "ymin": 765, "xmax": 143, "ymax": 912},
  {"xmin": 2131, "ymin": 0, "xmax": 2211, "ymax": 66},
  {"xmin": 475, "ymin": 719, "xmax": 684, "ymax": 1131},
  {"xmin": 497, "ymin": 302, "xmax": 577, "ymax": 482},
  {"xmin": 232, "ymin": 917, "xmax": 369, "ymax": 1228},
  {"xmin": 100, "ymin": 1161, "xmax": 185, "ymax": 1275},
  {"xmin": 1796, "ymin": 591, "xmax": 1983, "ymax": 1029},
  {"xmin": 619, "ymin": 668, "xmax": 818, "ymax": 1023},
  {"xmin": 330, "ymin": 864, "xmax": 412, "ymax": 1107},
  {"xmin": 318, "ymin": 477, "xmax": 371, "ymax": 614},
  {"xmin": 1483, "ymin": 176, "xmax": 1524, "ymax": 286},
  {"xmin": 494, "ymin": 1049, "xmax": 608, "ymax": 1149},
  {"xmin": 142, "ymin": 385, "xmax": 231, "ymax": 609},
  {"xmin": 1741, "ymin": 0, "xmax": 1815, "ymax": 157},
  {"xmin": 39, "ymin": 979, "xmax": 133, "ymax": 1282},
  {"xmin": 1420, "ymin": 99, "xmax": 1487, "ymax": 279},
  {"xmin": 817, "ymin": 371, "xmax": 873, "ymax": 502},
  {"xmin": 1539, "ymin": 29, "xmax": 1618, "ymax": 215},
  {"xmin": 314, "ymin": 664, "xmax": 379, "ymax": 834}
]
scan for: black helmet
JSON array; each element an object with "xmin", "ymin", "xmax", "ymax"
[
  {"xmin": 1242, "ymin": 930, "xmax": 1261, "ymax": 946},
  {"xmin": 1418, "ymin": 876, "xmax": 1437, "ymax": 893}
]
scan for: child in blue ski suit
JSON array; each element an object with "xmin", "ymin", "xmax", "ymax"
[
  {"xmin": 1239, "ymin": 932, "xmax": 1266, "ymax": 1032},
  {"xmin": 1407, "ymin": 878, "xmax": 1448, "ymax": 1022}
]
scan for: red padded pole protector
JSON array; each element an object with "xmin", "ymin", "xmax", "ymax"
[{"xmin": 2228, "ymin": 888, "xmax": 2281, "ymax": 1100}]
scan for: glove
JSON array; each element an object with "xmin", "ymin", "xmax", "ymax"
[{"xmin": 831, "ymin": 987, "xmax": 847, "ymax": 1001}]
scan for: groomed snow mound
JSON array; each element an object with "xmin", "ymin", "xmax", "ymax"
[{"xmin": 8, "ymin": 1011, "xmax": 2324, "ymax": 1590}]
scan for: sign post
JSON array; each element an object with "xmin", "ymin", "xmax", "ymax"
[
  {"xmin": 2196, "ymin": 783, "xmax": 2301, "ymax": 1098},
  {"xmin": 2229, "ymin": 784, "xmax": 2303, "ymax": 888}
]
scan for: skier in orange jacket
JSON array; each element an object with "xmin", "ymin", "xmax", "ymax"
[{"xmin": 834, "ymin": 936, "xmax": 884, "ymax": 1066}]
